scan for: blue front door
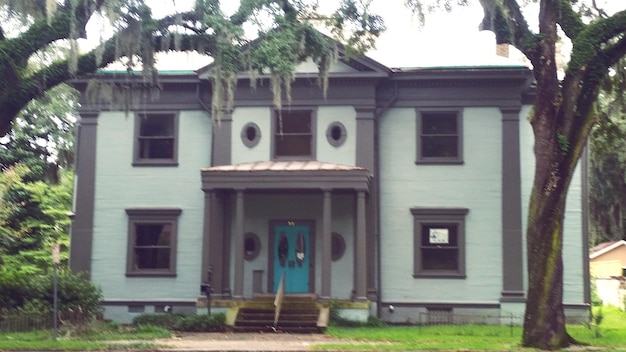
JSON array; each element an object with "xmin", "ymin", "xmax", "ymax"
[{"xmin": 273, "ymin": 223, "xmax": 310, "ymax": 293}]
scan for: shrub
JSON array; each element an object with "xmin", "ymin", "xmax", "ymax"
[
  {"xmin": 0, "ymin": 270, "xmax": 102, "ymax": 320},
  {"xmin": 132, "ymin": 313, "xmax": 226, "ymax": 332},
  {"xmin": 175, "ymin": 313, "xmax": 226, "ymax": 332},
  {"xmin": 132, "ymin": 313, "xmax": 182, "ymax": 330}
]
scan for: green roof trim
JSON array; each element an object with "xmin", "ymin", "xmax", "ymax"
[
  {"xmin": 394, "ymin": 64, "xmax": 528, "ymax": 71},
  {"xmin": 97, "ymin": 70, "xmax": 197, "ymax": 75}
]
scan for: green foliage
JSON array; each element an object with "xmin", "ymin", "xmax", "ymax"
[
  {"xmin": 328, "ymin": 302, "xmax": 385, "ymax": 327},
  {"xmin": 0, "ymin": 269, "xmax": 102, "ymax": 317},
  {"xmin": 131, "ymin": 313, "xmax": 226, "ymax": 332},
  {"xmin": 589, "ymin": 57, "xmax": 626, "ymax": 245},
  {"xmin": 132, "ymin": 313, "xmax": 182, "ymax": 330},
  {"xmin": 0, "ymin": 84, "xmax": 77, "ymax": 183},
  {"xmin": 0, "ymin": 166, "xmax": 73, "ymax": 272},
  {"xmin": 557, "ymin": 132, "xmax": 570, "ymax": 154},
  {"xmin": 174, "ymin": 313, "xmax": 226, "ymax": 332}
]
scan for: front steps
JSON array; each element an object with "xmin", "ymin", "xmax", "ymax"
[{"xmin": 232, "ymin": 295, "xmax": 328, "ymax": 333}]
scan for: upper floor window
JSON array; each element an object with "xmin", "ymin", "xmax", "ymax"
[
  {"xmin": 134, "ymin": 113, "xmax": 178, "ymax": 166},
  {"xmin": 126, "ymin": 208, "xmax": 181, "ymax": 277},
  {"xmin": 416, "ymin": 110, "xmax": 463, "ymax": 164},
  {"xmin": 273, "ymin": 109, "xmax": 315, "ymax": 159},
  {"xmin": 411, "ymin": 207, "xmax": 468, "ymax": 278}
]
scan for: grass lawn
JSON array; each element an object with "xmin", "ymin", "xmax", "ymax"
[
  {"xmin": 0, "ymin": 307, "xmax": 624, "ymax": 351},
  {"xmin": 321, "ymin": 306, "xmax": 626, "ymax": 351},
  {"xmin": 0, "ymin": 323, "xmax": 170, "ymax": 351}
]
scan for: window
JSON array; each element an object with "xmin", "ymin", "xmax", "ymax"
[
  {"xmin": 416, "ymin": 110, "xmax": 462, "ymax": 164},
  {"xmin": 126, "ymin": 208, "xmax": 181, "ymax": 276},
  {"xmin": 241, "ymin": 122, "xmax": 261, "ymax": 148},
  {"xmin": 326, "ymin": 122, "xmax": 347, "ymax": 147},
  {"xmin": 273, "ymin": 110, "xmax": 315, "ymax": 159},
  {"xmin": 411, "ymin": 207, "xmax": 468, "ymax": 278},
  {"xmin": 134, "ymin": 113, "xmax": 178, "ymax": 166},
  {"xmin": 331, "ymin": 232, "xmax": 346, "ymax": 261},
  {"xmin": 244, "ymin": 232, "xmax": 261, "ymax": 261}
]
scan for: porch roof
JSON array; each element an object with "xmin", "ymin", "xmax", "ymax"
[{"xmin": 201, "ymin": 161, "xmax": 372, "ymax": 192}]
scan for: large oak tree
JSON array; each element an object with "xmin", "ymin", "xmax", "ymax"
[
  {"xmin": 0, "ymin": 0, "xmax": 382, "ymax": 135},
  {"xmin": 474, "ymin": 0, "xmax": 626, "ymax": 349}
]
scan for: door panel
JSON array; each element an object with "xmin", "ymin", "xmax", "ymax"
[{"xmin": 273, "ymin": 224, "xmax": 310, "ymax": 293}]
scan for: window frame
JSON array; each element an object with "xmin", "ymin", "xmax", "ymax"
[
  {"xmin": 411, "ymin": 207, "xmax": 469, "ymax": 278},
  {"xmin": 126, "ymin": 208, "xmax": 182, "ymax": 277},
  {"xmin": 272, "ymin": 108, "xmax": 317, "ymax": 160},
  {"xmin": 133, "ymin": 112, "xmax": 179, "ymax": 166},
  {"xmin": 326, "ymin": 121, "xmax": 347, "ymax": 147},
  {"xmin": 415, "ymin": 109, "xmax": 463, "ymax": 165},
  {"xmin": 241, "ymin": 122, "xmax": 262, "ymax": 148}
]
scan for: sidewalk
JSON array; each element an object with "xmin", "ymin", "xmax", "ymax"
[{"xmin": 136, "ymin": 332, "xmax": 350, "ymax": 351}]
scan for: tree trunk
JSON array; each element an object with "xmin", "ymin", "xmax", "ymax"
[
  {"xmin": 522, "ymin": 184, "xmax": 573, "ymax": 348},
  {"xmin": 522, "ymin": 112, "xmax": 582, "ymax": 349}
]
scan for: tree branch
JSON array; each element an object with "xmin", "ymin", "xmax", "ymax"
[
  {"xmin": 557, "ymin": 0, "xmax": 585, "ymax": 40},
  {"xmin": 569, "ymin": 9, "xmax": 626, "ymax": 73},
  {"xmin": 479, "ymin": 0, "xmax": 539, "ymax": 61}
]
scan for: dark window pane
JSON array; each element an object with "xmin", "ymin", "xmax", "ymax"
[
  {"xmin": 421, "ymin": 136, "xmax": 458, "ymax": 158},
  {"xmin": 134, "ymin": 223, "xmax": 172, "ymax": 270},
  {"xmin": 422, "ymin": 113, "xmax": 457, "ymax": 134},
  {"xmin": 139, "ymin": 138, "xmax": 175, "ymax": 159},
  {"xmin": 276, "ymin": 111, "xmax": 311, "ymax": 133},
  {"xmin": 422, "ymin": 248, "xmax": 459, "ymax": 270},
  {"xmin": 275, "ymin": 111, "xmax": 312, "ymax": 157},
  {"xmin": 135, "ymin": 248, "xmax": 171, "ymax": 269},
  {"xmin": 140, "ymin": 115, "xmax": 174, "ymax": 137},
  {"xmin": 275, "ymin": 135, "xmax": 312, "ymax": 156},
  {"xmin": 136, "ymin": 223, "xmax": 171, "ymax": 245}
]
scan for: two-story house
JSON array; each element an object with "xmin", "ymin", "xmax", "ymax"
[{"xmin": 69, "ymin": 49, "xmax": 590, "ymax": 325}]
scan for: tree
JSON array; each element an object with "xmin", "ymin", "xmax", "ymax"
[
  {"xmin": 0, "ymin": 0, "xmax": 383, "ymax": 135},
  {"xmin": 407, "ymin": 0, "xmax": 625, "ymax": 348},
  {"xmin": 588, "ymin": 56, "xmax": 626, "ymax": 245},
  {"xmin": 475, "ymin": 0, "xmax": 625, "ymax": 349},
  {"xmin": 0, "ymin": 83, "xmax": 77, "ymax": 183}
]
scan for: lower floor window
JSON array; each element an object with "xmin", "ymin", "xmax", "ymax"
[
  {"xmin": 126, "ymin": 208, "xmax": 182, "ymax": 276},
  {"xmin": 411, "ymin": 207, "xmax": 468, "ymax": 278}
]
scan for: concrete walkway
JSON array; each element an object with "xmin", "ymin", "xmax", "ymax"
[{"xmin": 134, "ymin": 332, "xmax": 352, "ymax": 351}]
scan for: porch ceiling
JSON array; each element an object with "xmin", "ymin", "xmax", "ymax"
[{"xmin": 201, "ymin": 161, "xmax": 372, "ymax": 192}]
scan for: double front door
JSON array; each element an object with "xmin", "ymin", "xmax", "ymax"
[{"xmin": 272, "ymin": 221, "xmax": 312, "ymax": 293}]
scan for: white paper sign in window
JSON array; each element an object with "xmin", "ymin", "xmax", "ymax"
[{"xmin": 429, "ymin": 228, "xmax": 449, "ymax": 244}]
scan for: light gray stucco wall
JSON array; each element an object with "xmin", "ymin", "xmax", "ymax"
[
  {"xmin": 91, "ymin": 110, "xmax": 211, "ymax": 303},
  {"xmin": 378, "ymin": 106, "xmax": 504, "ymax": 304},
  {"xmin": 230, "ymin": 106, "xmax": 357, "ymax": 166}
]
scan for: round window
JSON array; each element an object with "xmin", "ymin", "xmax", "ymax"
[
  {"xmin": 326, "ymin": 122, "xmax": 347, "ymax": 147},
  {"xmin": 244, "ymin": 232, "xmax": 261, "ymax": 261},
  {"xmin": 331, "ymin": 232, "xmax": 346, "ymax": 261},
  {"xmin": 241, "ymin": 122, "xmax": 261, "ymax": 148}
]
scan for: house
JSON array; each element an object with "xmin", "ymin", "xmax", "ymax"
[
  {"xmin": 69, "ymin": 48, "xmax": 591, "ymax": 325},
  {"xmin": 590, "ymin": 240, "xmax": 626, "ymax": 308}
]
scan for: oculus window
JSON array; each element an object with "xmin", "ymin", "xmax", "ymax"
[
  {"xmin": 274, "ymin": 110, "xmax": 315, "ymax": 159},
  {"xmin": 244, "ymin": 232, "xmax": 261, "ymax": 261},
  {"xmin": 126, "ymin": 208, "xmax": 181, "ymax": 276},
  {"xmin": 411, "ymin": 207, "xmax": 468, "ymax": 278},
  {"xmin": 416, "ymin": 110, "xmax": 463, "ymax": 164},
  {"xmin": 134, "ymin": 113, "xmax": 178, "ymax": 166},
  {"xmin": 241, "ymin": 122, "xmax": 261, "ymax": 148},
  {"xmin": 326, "ymin": 121, "xmax": 347, "ymax": 147}
]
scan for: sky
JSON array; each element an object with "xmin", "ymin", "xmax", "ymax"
[{"xmin": 83, "ymin": 0, "xmax": 535, "ymax": 70}]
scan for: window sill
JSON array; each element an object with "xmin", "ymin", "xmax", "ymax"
[
  {"xmin": 413, "ymin": 272, "xmax": 466, "ymax": 279},
  {"xmin": 415, "ymin": 160, "xmax": 464, "ymax": 165},
  {"xmin": 126, "ymin": 272, "xmax": 177, "ymax": 278},
  {"xmin": 132, "ymin": 160, "xmax": 179, "ymax": 167}
]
